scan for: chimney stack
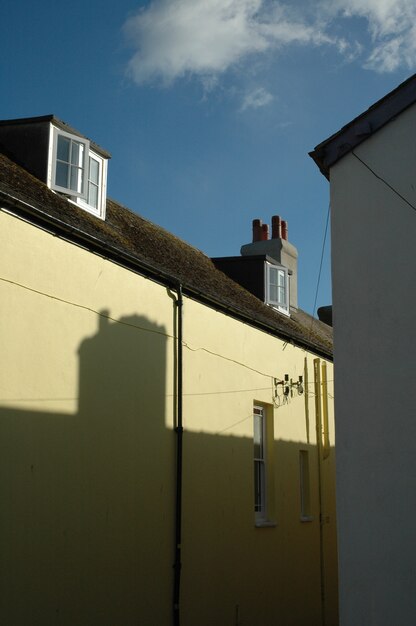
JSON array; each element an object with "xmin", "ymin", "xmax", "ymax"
[{"xmin": 241, "ymin": 214, "xmax": 298, "ymax": 310}]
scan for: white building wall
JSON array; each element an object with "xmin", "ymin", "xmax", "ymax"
[{"xmin": 330, "ymin": 104, "xmax": 416, "ymax": 625}]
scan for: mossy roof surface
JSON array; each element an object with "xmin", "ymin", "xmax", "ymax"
[{"xmin": 0, "ymin": 150, "xmax": 332, "ymax": 358}]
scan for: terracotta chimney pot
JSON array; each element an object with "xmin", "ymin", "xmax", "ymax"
[
  {"xmin": 271, "ymin": 215, "xmax": 281, "ymax": 239},
  {"xmin": 252, "ymin": 219, "xmax": 262, "ymax": 243}
]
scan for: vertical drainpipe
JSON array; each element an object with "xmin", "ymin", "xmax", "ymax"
[
  {"xmin": 173, "ymin": 284, "xmax": 183, "ymax": 626},
  {"xmin": 304, "ymin": 357, "xmax": 310, "ymax": 444},
  {"xmin": 321, "ymin": 362, "xmax": 330, "ymax": 460},
  {"xmin": 314, "ymin": 358, "xmax": 326, "ymax": 626}
]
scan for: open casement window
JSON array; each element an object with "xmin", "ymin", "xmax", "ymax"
[
  {"xmin": 52, "ymin": 128, "xmax": 89, "ymax": 198},
  {"xmin": 266, "ymin": 262, "xmax": 289, "ymax": 315},
  {"xmin": 50, "ymin": 127, "xmax": 107, "ymax": 220},
  {"xmin": 76, "ymin": 151, "xmax": 107, "ymax": 218}
]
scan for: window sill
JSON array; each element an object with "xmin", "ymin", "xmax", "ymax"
[
  {"xmin": 266, "ymin": 303, "xmax": 290, "ymax": 317},
  {"xmin": 255, "ymin": 519, "xmax": 277, "ymax": 528},
  {"xmin": 300, "ymin": 515, "xmax": 313, "ymax": 523}
]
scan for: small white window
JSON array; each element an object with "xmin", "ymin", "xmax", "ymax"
[
  {"xmin": 50, "ymin": 127, "xmax": 107, "ymax": 219},
  {"xmin": 266, "ymin": 262, "xmax": 289, "ymax": 315},
  {"xmin": 52, "ymin": 129, "xmax": 89, "ymax": 198},
  {"xmin": 299, "ymin": 450, "xmax": 312, "ymax": 521},
  {"xmin": 254, "ymin": 405, "xmax": 266, "ymax": 520}
]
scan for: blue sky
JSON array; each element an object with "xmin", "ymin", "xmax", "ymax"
[{"xmin": 1, "ymin": 0, "xmax": 415, "ymax": 313}]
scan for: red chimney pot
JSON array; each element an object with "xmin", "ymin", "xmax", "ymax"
[
  {"xmin": 281, "ymin": 220, "xmax": 288, "ymax": 241},
  {"xmin": 272, "ymin": 215, "xmax": 281, "ymax": 239},
  {"xmin": 252, "ymin": 219, "xmax": 262, "ymax": 243}
]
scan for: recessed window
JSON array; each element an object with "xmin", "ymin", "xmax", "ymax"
[
  {"xmin": 50, "ymin": 127, "xmax": 107, "ymax": 219},
  {"xmin": 266, "ymin": 262, "xmax": 289, "ymax": 315},
  {"xmin": 254, "ymin": 405, "xmax": 266, "ymax": 519},
  {"xmin": 253, "ymin": 403, "xmax": 276, "ymax": 526},
  {"xmin": 299, "ymin": 450, "xmax": 312, "ymax": 521}
]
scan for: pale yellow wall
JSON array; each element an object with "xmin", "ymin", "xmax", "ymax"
[
  {"xmin": 180, "ymin": 299, "xmax": 337, "ymax": 626},
  {"xmin": 0, "ymin": 208, "xmax": 337, "ymax": 626},
  {"xmin": 0, "ymin": 210, "xmax": 176, "ymax": 625}
]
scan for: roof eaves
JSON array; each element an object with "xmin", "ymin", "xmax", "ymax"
[
  {"xmin": 310, "ymin": 72, "xmax": 416, "ymax": 179},
  {"xmin": 0, "ymin": 187, "xmax": 332, "ymax": 360}
]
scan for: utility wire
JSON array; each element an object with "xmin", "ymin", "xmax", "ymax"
[
  {"xmin": 309, "ymin": 202, "xmax": 331, "ymax": 337},
  {"xmin": 352, "ymin": 151, "xmax": 416, "ymax": 214},
  {"xmin": 0, "ymin": 276, "xmax": 173, "ymax": 339},
  {"xmin": 1, "ymin": 277, "xmax": 334, "ymax": 396},
  {"xmin": 0, "ymin": 275, "xmax": 285, "ymax": 383}
]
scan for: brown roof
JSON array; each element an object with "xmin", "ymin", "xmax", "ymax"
[
  {"xmin": 0, "ymin": 150, "xmax": 333, "ymax": 359},
  {"xmin": 310, "ymin": 73, "xmax": 416, "ymax": 179}
]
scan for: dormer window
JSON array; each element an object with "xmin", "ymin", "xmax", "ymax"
[
  {"xmin": 266, "ymin": 262, "xmax": 289, "ymax": 315},
  {"xmin": 52, "ymin": 129, "xmax": 89, "ymax": 197},
  {"xmin": 50, "ymin": 125, "xmax": 108, "ymax": 220},
  {"xmin": 0, "ymin": 115, "xmax": 110, "ymax": 220}
]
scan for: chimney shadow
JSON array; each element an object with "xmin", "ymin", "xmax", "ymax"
[
  {"xmin": 0, "ymin": 310, "xmax": 174, "ymax": 623},
  {"xmin": 0, "ymin": 308, "xmax": 338, "ymax": 625}
]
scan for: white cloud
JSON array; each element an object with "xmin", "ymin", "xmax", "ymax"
[
  {"xmin": 123, "ymin": 0, "xmax": 337, "ymax": 86},
  {"xmin": 240, "ymin": 87, "xmax": 274, "ymax": 111},
  {"xmin": 123, "ymin": 0, "xmax": 416, "ymax": 88},
  {"xmin": 322, "ymin": 0, "xmax": 416, "ymax": 71}
]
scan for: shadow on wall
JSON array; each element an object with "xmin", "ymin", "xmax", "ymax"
[
  {"xmin": 0, "ymin": 309, "xmax": 338, "ymax": 626},
  {"xmin": 0, "ymin": 311, "xmax": 174, "ymax": 625}
]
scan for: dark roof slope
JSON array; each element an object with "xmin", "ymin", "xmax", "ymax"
[
  {"xmin": 310, "ymin": 73, "xmax": 416, "ymax": 179},
  {"xmin": 0, "ymin": 150, "xmax": 332, "ymax": 358},
  {"xmin": 0, "ymin": 114, "xmax": 111, "ymax": 159}
]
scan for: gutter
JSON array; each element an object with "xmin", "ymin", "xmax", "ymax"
[{"xmin": 0, "ymin": 191, "xmax": 332, "ymax": 360}]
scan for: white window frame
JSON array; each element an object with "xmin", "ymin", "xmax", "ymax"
[
  {"xmin": 265, "ymin": 262, "xmax": 289, "ymax": 315},
  {"xmin": 49, "ymin": 126, "xmax": 107, "ymax": 220},
  {"xmin": 76, "ymin": 149, "xmax": 107, "ymax": 219},
  {"xmin": 51, "ymin": 127, "xmax": 90, "ymax": 198},
  {"xmin": 254, "ymin": 405, "xmax": 267, "ymax": 521},
  {"xmin": 299, "ymin": 450, "xmax": 313, "ymax": 522}
]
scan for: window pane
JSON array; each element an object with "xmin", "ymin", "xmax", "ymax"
[
  {"xmin": 254, "ymin": 461, "xmax": 264, "ymax": 512},
  {"xmin": 55, "ymin": 161, "xmax": 68, "ymax": 188},
  {"xmin": 71, "ymin": 141, "xmax": 85, "ymax": 167},
  {"xmin": 300, "ymin": 450, "xmax": 311, "ymax": 518},
  {"xmin": 57, "ymin": 136, "xmax": 70, "ymax": 162},
  {"xmin": 88, "ymin": 183, "xmax": 98, "ymax": 208},
  {"xmin": 254, "ymin": 413, "xmax": 264, "ymax": 459},
  {"xmin": 269, "ymin": 267, "xmax": 278, "ymax": 287},
  {"xmin": 89, "ymin": 158, "xmax": 99, "ymax": 184},
  {"xmin": 278, "ymin": 271, "xmax": 285, "ymax": 305},
  {"xmin": 254, "ymin": 407, "xmax": 265, "ymax": 514},
  {"xmin": 69, "ymin": 166, "xmax": 83, "ymax": 193},
  {"xmin": 269, "ymin": 284, "xmax": 278, "ymax": 303}
]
